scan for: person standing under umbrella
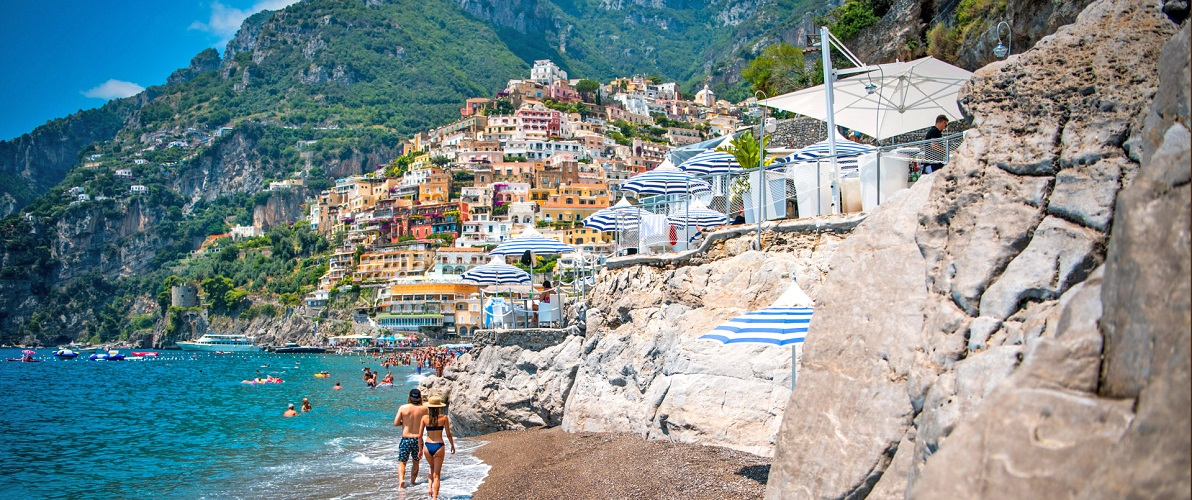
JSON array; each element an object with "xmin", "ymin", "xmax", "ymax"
[{"xmin": 922, "ymin": 115, "xmax": 949, "ymax": 173}]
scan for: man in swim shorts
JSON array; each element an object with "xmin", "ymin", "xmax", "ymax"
[{"xmin": 394, "ymin": 388, "xmax": 428, "ymax": 488}]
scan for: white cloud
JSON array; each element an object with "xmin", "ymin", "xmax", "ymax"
[
  {"xmin": 82, "ymin": 80, "xmax": 145, "ymax": 100},
  {"xmin": 190, "ymin": 0, "xmax": 301, "ymax": 46}
]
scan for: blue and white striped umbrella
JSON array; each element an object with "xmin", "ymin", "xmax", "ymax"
[
  {"xmin": 777, "ymin": 136, "xmax": 875, "ymax": 170},
  {"xmin": 488, "ymin": 226, "xmax": 575, "ymax": 256},
  {"xmin": 678, "ymin": 150, "xmax": 741, "ymax": 175},
  {"xmin": 667, "ymin": 198, "xmax": 728, "ymax": 228},
  {"xmin": 699, "ymin": 307, "xmax": 813, "ymax": 345},
  {"xmin": 621, "ymin": 166, "xmax": 712, "ymax": 196},
  {"xmin": 462, "ymin": 256, "xmax": 531, "ymax": 285},
  {"xmin": 700, "ymin": 279, "xmax": 814, "ymax": 388},
  {"xmin": 583, "ymin": 198, "xmax": 645, "ymax": 231}
]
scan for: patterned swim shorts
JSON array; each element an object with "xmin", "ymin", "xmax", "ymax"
[{"xmin": 398, "ymin": 437, "xmax": 421, "ymax": 462}]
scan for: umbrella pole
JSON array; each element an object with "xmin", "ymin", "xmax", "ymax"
[{"xmin": 791, "ymin": 345, "xmax": 797, "ymax": 390}]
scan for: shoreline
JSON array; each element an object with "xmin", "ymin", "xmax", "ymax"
[{"xmin": 468, "ymin": 427, "xmax": 769, "ymax": 499}]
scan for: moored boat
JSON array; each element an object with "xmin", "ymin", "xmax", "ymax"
[
  {"xmin": 177, "ymin": 333, "xmax": 260, "ymax": 352},
  {"xmin": 274, "ymin": 342, "xmax": 326, "ymax": 354}
]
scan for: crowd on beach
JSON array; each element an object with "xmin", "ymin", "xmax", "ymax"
[{"xmin": 377, "ymin": 345, "xmax": 473, "ymax": 378}]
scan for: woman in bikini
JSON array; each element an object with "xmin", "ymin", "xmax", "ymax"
[{"xmin": 420, "ymin": 395, "xmax": 455, "ymax": 500}]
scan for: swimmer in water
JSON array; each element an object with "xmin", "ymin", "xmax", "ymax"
[
  {"xmin": 301, "ymin": 398, "xmax": 312, "ymax": 412},
  {"xmin": 284, "ymin": 404, "xmax": 298, "ymax": 417},
  {"xmin": 333, "ymin": 382, "xmax": 343, "ymax": 390}
]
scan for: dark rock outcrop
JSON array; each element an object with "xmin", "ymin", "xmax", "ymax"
[
  {"xmin": 166, "ymin": 48, "xmax": 222, "ymax": 86},
  {"xmin": 766, "ymin": 0, "xmax": 1186, "ymax": 497}
]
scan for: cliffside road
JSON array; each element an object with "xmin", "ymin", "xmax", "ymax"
[{"xmin": 472, "ymin": 426, "xmax": 769, "ymax": 500}]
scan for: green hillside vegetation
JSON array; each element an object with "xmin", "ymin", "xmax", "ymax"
[
  {"xmin": 140, "ymin": 0, "xmax": 530, "ymax": 134},
  {"xmin": 0, "ymin": 0, "xmax": 846, "ymax": 343}
]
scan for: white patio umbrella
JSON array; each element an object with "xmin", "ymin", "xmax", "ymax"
[
  {"xmin": 699, "ymin": 279, "xmax": 814, "ymax": 388},
  {"xmin": 759, "ymin": 57, "xmax": 973, "ymax": 140}
]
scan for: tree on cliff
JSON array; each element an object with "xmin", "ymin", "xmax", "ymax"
[
  {"xmin": 741, "ymin": 42, "xmax": 810, "ymax": 96},
  {"xmin": 575, "ymin": 79, "xmax": 600, "ymax": 103}
]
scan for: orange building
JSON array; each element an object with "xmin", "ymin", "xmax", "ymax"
[{"xmin": 540, "ymin": 183, "xmax": 610, "ymax": 222}]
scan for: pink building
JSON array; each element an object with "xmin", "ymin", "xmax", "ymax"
[{"xmin": 516, "ymin": 106, "xmax": 563, "ymax": 138}]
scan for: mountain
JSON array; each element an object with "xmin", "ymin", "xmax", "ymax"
[
  {"xmin": 0, "ymin": 0, "xmax": 833, "ymax": 343},
  {"xmin": 0, "ymin": 0, "xmax": 831, "ymax": 220}
]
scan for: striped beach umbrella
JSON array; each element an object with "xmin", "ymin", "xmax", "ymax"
[
  {"xmin": 583, "ymin": 198, "xmax": 645, "ymax": 232},
  {"xmin": 462, "ymin": 256, "xmax": 531, "ymax": 285},
  {"xmin": 700, "ymin": 279, "xmax": 814, "ymax": 388},
  {"xmin": 777, "ymin": 136, "xmax": 875, "ymax": 170},
  {"xmin": 667, "ymin": 198, "xmax": 728, "ymax": 228},
  {"xmin": 678, "ymin": 150, "xmax": 741, "ymax": 175},
  {"xmin": 621, "ymin": 167, "xmax": 712, "ymax": 196},
  {"xmin": 700, "ymin": 307, "xmax": 813, "ymax": 345},
  {"xmin": 488, "ymin": 226, "xmax": 575, "ymax": 257}
]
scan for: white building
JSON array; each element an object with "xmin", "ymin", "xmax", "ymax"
[
  {"xmin": 504, "ymin": 139, "xmax": 587, "ymax": 161},
  {"xmin": 133, "ymin": 159, "xmax": 148, "ymax": 165},
  {"xmin": 695, "ymin": 84, "xmax": 715, "ymax": 107},
  {"xmin": 231, "ymin": 225, "xmax": 261, "ymax": 239},
  {"xmin": 115, "ymin": 169, "xmax": 133, "ymax": 178},
  {"xmin": 615, "ymin": 94, "xmax": 651, "ymax": 117},
  {"xmin": 530, "ymin": 60, "xmax": 567, "ymax": 86},
  {"xmin": 130, "ymin": 185, "xmax": 148, "ymax": 194}
]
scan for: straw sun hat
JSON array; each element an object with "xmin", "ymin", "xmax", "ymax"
[{"xmin": 425, "ymin": 395, "xmax": 447, "ymax": 408}]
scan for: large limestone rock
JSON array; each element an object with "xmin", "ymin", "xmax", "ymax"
[
  {"xmin": 766, "ymin": 0, "xmax": 1185, "ymax": 497},
  {"xmin": 428, "ymin": 229, "xmax": 850, "ymax": 456}
]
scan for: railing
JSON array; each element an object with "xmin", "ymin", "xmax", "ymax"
[{"xmin": 622, "ymin": 132, "xmax": 965, "ymax": 253}]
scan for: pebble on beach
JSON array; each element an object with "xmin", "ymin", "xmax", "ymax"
[{"xmin": 472, "ymin": 427, "xmax": 769, "ymax": 499}]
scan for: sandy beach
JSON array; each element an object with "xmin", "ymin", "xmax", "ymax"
[{"xmin": 471, "ymin": 426, "xmax": 770, "ymax": 499}]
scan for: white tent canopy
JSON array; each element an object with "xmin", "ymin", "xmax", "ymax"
[{"xmin": 760, "ymin": 57, "xmax": 973, "ymax": 140}]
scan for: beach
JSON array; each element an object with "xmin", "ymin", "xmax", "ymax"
[{"xmin": 472, "ymin": 426, "xmax": 769, "ymax": 499}]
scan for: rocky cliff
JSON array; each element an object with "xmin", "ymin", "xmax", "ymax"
[
  {"xmin": 424, "ymin": 220, "xmax": 861, "ymax": 456},
  {"xmin": 765, "ymin": 0, "xmax": 1188, "ymax": 497},
  {"xmin": 0, "ymin": 102, "xmax": 134, "ymax": 217}
]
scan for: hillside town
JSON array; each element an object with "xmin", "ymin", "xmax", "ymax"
[{"xmin": 300, "ymin": 60, "xmax": 749, "ymax": 337}]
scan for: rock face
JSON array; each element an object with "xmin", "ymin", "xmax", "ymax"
[
  {"xmin": 766, "ymin": 1, "xmax": 1187, "ymax": 498},
  {"xmin": 424, "ymin": 227, "xmax": 853, "ymax": 455}
]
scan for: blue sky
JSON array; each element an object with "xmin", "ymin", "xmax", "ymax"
[{"xmin": 0, "ymin": 0, "xmax": 299, "ymax": 141}]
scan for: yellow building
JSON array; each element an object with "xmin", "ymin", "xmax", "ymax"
[
  {"xmin": 564, "ymin": 226, "xmax": 613, "ymax": 245},
  {"xmin": 375, "ymin": 282, "xmax": 482, "ymax": 336},
  {"xmin": 353, "ymin": 247, "xmax": 436, "ymax": 283},
  {"xmin": 540, "ymin": 183, "xmax": 610, "ymax": 222}
]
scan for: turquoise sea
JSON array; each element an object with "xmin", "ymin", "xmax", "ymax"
[{"xmin": 0, "ymin": 348, "xmax": 488, "ymax": 499}]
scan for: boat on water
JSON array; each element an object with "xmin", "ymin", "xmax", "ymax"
[
  {"xmin": 177, "ymin": 333, "xmax": 260, "ymax": 352},
  {"xmin": 8, "ymin": 350, "xmax": 41, "ymax": 362},
  {"xmin": 274, "ymin": 342, "xmax": 326, "ymax": 354},
  {"xmin": 131, "ymin": 351, "xmax": 158, "ymax": 357}
]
